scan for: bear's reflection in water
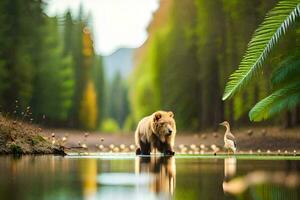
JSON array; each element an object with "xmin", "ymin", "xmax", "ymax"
[{"xmin": 135, "ymin": 156, "xmax": 176, "ymax": 197}]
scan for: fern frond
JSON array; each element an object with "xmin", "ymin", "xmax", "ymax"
[
  {"xmin": 271, "ymin": 55, "xmax": 300, "ymax": 87},
  {"xmin": 223, "ymin": 0, "xmax": 300, "ymax": 100},
  {"xmin": 249, "ymin": 81, "xmax": 300, "ymax": 121}
]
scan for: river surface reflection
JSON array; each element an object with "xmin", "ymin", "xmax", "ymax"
[{"xmin": 0, "ymin": 155, "xmax": 299, "ymax": 200}]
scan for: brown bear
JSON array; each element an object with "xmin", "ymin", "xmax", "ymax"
[{"xmin": 135, "ymin": 110, "xmax": 176, "ymax": 156}]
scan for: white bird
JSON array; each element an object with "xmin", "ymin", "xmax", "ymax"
[{"xmin": 220, "ymin": 121, "xmax": 236, "ymax": 154}]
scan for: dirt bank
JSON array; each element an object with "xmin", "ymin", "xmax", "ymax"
[{"xmin": 0, "ymin": 116, "xmax": 65, "ymax": 155}]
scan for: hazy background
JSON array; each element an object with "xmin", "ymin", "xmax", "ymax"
[{"xmin": 0, "ymin": 0, "xmax": 299, "ymax": 133}]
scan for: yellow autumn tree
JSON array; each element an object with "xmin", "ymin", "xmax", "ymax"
[
  {"xmin": 83, "ymin": 28, "xmax": 93, "ymax": 56},
  {"xmin": 79, "ymin": 80, "xmax": 98, "ymax": 130}
]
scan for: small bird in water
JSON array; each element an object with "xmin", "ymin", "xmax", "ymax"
[{"xmin": 219, "ymin": 121, "xmax": 237, "ymax": 154}]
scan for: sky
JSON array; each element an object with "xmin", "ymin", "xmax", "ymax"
[{"xmin": 46, "ymin": 0, "xmax": 159, "ymax": 56}]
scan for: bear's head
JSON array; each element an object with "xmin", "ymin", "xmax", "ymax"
[{"xmin": 152, "ymin": 111, "xmax": 176, "ymax": 142}]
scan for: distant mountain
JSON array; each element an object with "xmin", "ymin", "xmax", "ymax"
[{"xmin": 103, "ymin": 48, "xmax": 135, "ymax": 81}]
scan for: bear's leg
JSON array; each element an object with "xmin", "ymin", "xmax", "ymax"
[
  {"xmin": 164, "ymin": 144, "xmax": 175, "ymax": 156},
  {"xmin": 136, "ymin": 148, "xmax": 142, "ymax": 155},
  {"xmin": 164, "ymin": 150, "xmax": 175, "ymax": 156},
  {"xmin": 140, "ymin": 141, "xmax": 151, "ymax": 155}
]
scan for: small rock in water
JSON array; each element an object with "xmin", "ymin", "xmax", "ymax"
[
  {"xmin": 213, "ymin": 147, "xmax": 219, "ymax": 155},
  {"xmin": 120, "ymin": 144, "xmax": 126, "ymax": 150},
  {"xmin": 293, "ymin": 150, "xmax": 297, "ymax": 155},
  {"xmin": 113, "ymin": 147, "xmax": 120, "ymax": 152},
  {"xmin": 190, "ymin": 144, "xmax": 196, "ymax": 149},
  {"xmin": 62, "ymin": 137, "xmax": 67, "ymax": 142},
  {"xmin": 100, "ymin": 137, "xmax": 104, "ymax": 142},
  {"xmin": 249, "ymin": 150, "xmax": 253, "ymax": 154},
  {"xmin": 201, "ymin": 134, "xmax": 207, "ymax": 139},
  {"xmin": 257, "ymin": 149, "xmax": 261, "ymax": 153},
  {"xmin": 81, "ymin": 144, "xmax": 87, "ymax": 149},
  {"xmin": 129, "ymin": 144, "xmax": 135, "ymax": 150},
  {"xmin": 84, "ymin": 132, "xmax": 89, "ymax": 138},
  {"xmin": 261, "ymin": 129, "xmax": 267, "ymax": 136},
  {"xmin": 98, "ymin": 144, "xmax": 104, "ymax": 150},
  {"xmin": 277, "ymin": 150, "xmax": 281, "ymax": 154},
  {"xmin": 109, "ymin": 144, "xmax": 115, "ymax": 149},
  {"xmin": 247, "ymin": 129, "xmax": 253, "ymax": 136},
  {"xmin": 178, "ymin": 144, "xmax": 185, "ymax": 149},
  {"xmin": 210, "ymin": 144, "xmax": 217, "ymax": 150},
  {"xmin": 267, "ymin": 150, "xmax": 271, "ymax": 154},
  {"xmin": 284, "ymin": 150, "xmax": 288, "ymax": 154},
  {"xmin": 200, "ymin": 144, "xmax": 206, "ymax": 150},
  {"xmin": 51, "ymin": 133, "xmax": 55, "ymax": 138},
  {"xmin": 213, "ymin": 132, "xmax": 218, "ymax": 138},
  {"xmin": 181, "ymin": 147, "xmax": 187, "ymax": 153}
]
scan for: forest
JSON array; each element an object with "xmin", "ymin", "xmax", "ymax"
[
  {"xmin": 0, "ymin": 0, "xmax": 299, "ymax": 132},
  {"xmin": 0, "ymin": 1, "xmax": 106, "ymax": 130},
  {"xmin": 130, "ymin": 0, "xmax": 300, "ymax": 131}
]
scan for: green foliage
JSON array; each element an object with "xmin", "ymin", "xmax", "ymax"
[
  {"xmin": 32, "ymin": 17, "xmax": 74, "ymax": 122},
  {"xmin": 130, "ymin": 0, "xmax": 277, "ymax": 129},
  {"xmin": 101, "ymin": 118, "xmax": 120, "ymax": 133},
  {"xmin": 271, "ymin": 54, "xmax": 300, "ymax": 88},
  {"xmin": 223, "ymin": 0, "xmax": 300, "ymax": 100},
  {"xmin": 107, "ymin": 73, "xmax": 130, "ymax": 128},
  {"xmin": 250, "ymin": 82, "xmax": 300, "ymax": 121},
  {"xmin": 9, "ymin": 143, "xmax": 22, "ymax": 154},
  {"xmin": 0, "ymin": 0, "xmax": 43, "ymax": 110},
  {"xmin": 250, "ymin": 53, "xmax": 300, "ymax": 121},
  {"xmin": 0, "ymin": 61, "xmax": 8, "ymax": 106},
  {"xmin": 123, "ymin": 115, "xmax": 135, "ymax": 131},
  {"xmin": 221, "ymin": 0, "xmax": 300, "ymax": 123},
  {"xmin": 92, "ymin": 56, "xmax": 105, "ymax": 127},
  {"xmin": 0, "ymin": 2, "xmax": 105, "ymax": 129}
]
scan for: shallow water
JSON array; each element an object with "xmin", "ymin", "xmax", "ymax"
[{"xmin": 0, "ymin": 155, "xmax": 299, "ymax": 200}]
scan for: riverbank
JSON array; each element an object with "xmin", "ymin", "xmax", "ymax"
[
  {"xmin": 0, "ymin": 116, "xmax": 65, "ymax": 155},
  {"xmin": 1, "ymin": 115, "xmax": 299, "ymax": 155},
  {"xmin": 42, "ymin": 126, "xmax": 300, "ymax": 154}
]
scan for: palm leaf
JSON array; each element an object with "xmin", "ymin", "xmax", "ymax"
[
  {"xmin": 249, "ymin": 81, "xmax": 300, "ymax": 121},
  {"xmin": 271, "ymin": 55, "xmax": 300, "ymax": 88},
  {"xmin": 222, "ymin": 0, "xmax": 300, "ymax": 100}
]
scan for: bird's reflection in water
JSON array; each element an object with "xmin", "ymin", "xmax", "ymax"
[
  {"xmin": 222, "ymin": 157, "xmax": 237, "ymax": 194},
  {"xmin": 222, "ymin": 158, "xmax": 300, "ymax": 197},
  {"xmin": 224, "ymin": 157, "xmax": 237, "ymax": 178},
  {"xmin": 135, "ymin": 156, "xmax": 176, "ymax": 197}
]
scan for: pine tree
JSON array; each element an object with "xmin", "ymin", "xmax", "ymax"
[
  {"xmin": 31, "ymin": 17, "xmax": 74, "ymax": 123},
  {"xmin": 92, "ymin": 55, "xmax": 105, "ymax": 127}
]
